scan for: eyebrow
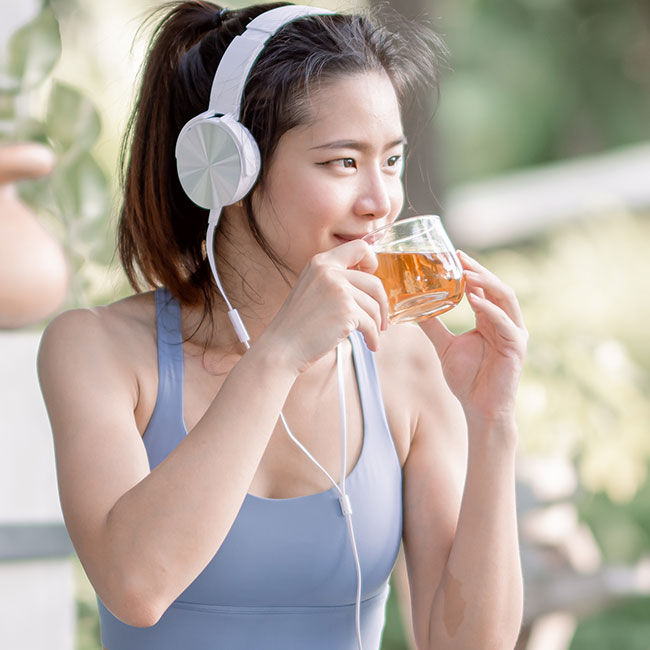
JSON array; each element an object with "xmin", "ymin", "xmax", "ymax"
[{"xmin": 309, "ymin": 136, "xmax": 408, "ymax": 152}]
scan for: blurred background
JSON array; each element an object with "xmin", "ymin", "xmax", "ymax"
[{"xmin": 1, "ymin": 0, "xmax": 649, "ymax": 648}]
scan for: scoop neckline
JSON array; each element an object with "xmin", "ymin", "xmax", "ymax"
[{"xmin": 178, "ymin": 332, "xmax": 368, "ymax": 503}]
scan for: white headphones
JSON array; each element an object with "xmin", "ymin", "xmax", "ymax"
[{"xmin": 175, "ymin": 5, "xmax": 333, "ymax": 210}]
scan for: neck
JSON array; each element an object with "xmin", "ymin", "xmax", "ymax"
[{"xmin": 184, "ymin": 205, "xmax": 297, "ymax": 351}]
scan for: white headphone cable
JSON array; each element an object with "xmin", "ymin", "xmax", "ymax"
[
  {"xmin": 336, "ymin": 341, "xmax": 364, "ymax": 650},
  {"xmin": 205, "ymin": 217, "xmax": 364, "ymax": 649}
]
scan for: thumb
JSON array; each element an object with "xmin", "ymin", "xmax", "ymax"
[{"xmin": 418, "ymin": 315, "xmax": 455, "ymax": 357}]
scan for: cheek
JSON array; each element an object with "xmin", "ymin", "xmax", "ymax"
[{"xmin": 389, "ymin": 178, "xmax": 405, "ymax": 215}]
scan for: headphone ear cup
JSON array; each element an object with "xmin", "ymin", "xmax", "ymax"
[{"xmin": 175, "ymin": 114, "xmax": 261, "ymax": 209}]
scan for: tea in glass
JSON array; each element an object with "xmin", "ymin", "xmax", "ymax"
[{"xmin": 364, "ymin": 216, "xmax": 465, "ymax": 324}]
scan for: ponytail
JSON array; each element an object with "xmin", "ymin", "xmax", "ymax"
[{"xmin": 118, "ymin": 1, "xmax": 238, "ymax": 309}]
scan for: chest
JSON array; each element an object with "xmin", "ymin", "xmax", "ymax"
[{"xmin": 135, "ymin": 338, "xmax": 411, "ymax": 499}]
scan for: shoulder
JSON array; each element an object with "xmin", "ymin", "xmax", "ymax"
[
  {"xmin": 375, "ymin": 321, "xmax": 443, "ymax": 381},
  {"xmin": 40, "ymin": 292, "xmax": 156, "ymax": 361},
  {"xmin": 374, "ymin": 322, "xmax": 463, "ymax": 465},
  {"xmin": 375, "ymin": 322, "xmax": 452, "ymax": 429},
  {"xmin": 38, "ymin": 292, "xmax": 158, "ymax": 400}
]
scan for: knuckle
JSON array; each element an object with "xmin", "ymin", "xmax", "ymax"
[
  {"xmin": 316, "ymin": 264, "xmax": 337, "ymax": 285},
  {"xmin": 356, "ymin": 238, "xmax": 371, "ymax": 252},
  {"xmin": 310, "ymin": 254, "xmax": 326, "ymax": 269},
  {"xmin": 370, "ymin": 275, "xmax": 385, "ymax": 293}
]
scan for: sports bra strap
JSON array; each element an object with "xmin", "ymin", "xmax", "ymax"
[{"xmin": 143, "ymin": 288, "xmax": 186, "ymax": 469}]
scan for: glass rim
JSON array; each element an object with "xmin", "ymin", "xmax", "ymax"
[
  {"xmin": 363, "ymin": 215, "xmax": 443, "ymax": 247},
  {"xmin": 364, "ymin": 215, "xmax": 441, "ymax": 236}
]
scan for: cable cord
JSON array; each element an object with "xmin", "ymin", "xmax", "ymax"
[
  {"xmin": 337, "ymin": 342, "xmax": 364, "ymax": 650},
  {"xmin": 204, "ymin": 217, "xmax": 364, "ymax": 649}
]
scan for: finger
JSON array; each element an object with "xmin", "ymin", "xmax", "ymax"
[
  {"xmin": 418, "ymin": 315, "xmax": 455, "ymax": 357},
  {"xmin": 459, "ymin": 251, "xmax": 525, "ymax": 329},
  {"xmin": 345, "ymin": 269, "xmax": 389, "ymax": 329},
  {"xmin": 467, "ymin": 291, "xmax": 525, "ymax": 347},
  {"xmin": 348, "ymin": 285, "xmax": 384, "ymax": 334},
  {"xmin": 465, "ymin": 271, "xmax": 525, "ymax": 329},
  {"xmin": 466, "ymin": 283, "xmax": 485, "ymax": 300},
  {"xmin": 317, "ymin": 239, "xmax": 378, "ymax": 273},
  {"xmin": 355, "ymin": 308, "xmax": 381, "ymax": 351}
]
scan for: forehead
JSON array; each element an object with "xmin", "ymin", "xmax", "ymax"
[{"xmin": 288, "ymin": 72, "xmax": 404, "ymax": 147}]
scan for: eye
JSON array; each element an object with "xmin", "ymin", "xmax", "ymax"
[
  {"xmin": 337, "ymin": 158, "xmax": 356, "ymax": 169},
  {"xmin": 316, "ymin": 157, "xmax": 357, "ymax": 171},
  {"xmin": 385, "ymin": 154, "xmax": 404, "ymax": 175}
]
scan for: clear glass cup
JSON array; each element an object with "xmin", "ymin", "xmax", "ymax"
[{"xmin": 363, "ymin": 215, "xmax": 465, "ymax": 324}]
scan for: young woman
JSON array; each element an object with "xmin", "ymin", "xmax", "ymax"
[{"xmin": 38, "ymin": 2, "xmax": 527, "ymax": 649}]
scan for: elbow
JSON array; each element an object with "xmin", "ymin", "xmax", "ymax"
[
  {"xmin": 99, "ymin": 577, "xmax": 169, "ymax": 628},
  {"xmin": 119, "ymin": 600, "xmax": 166, "ymax": 629}
]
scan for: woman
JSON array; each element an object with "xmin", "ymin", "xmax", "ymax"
[{"xmin": 38, "ymin": 2, "xmax": 526, "ymax": 649}]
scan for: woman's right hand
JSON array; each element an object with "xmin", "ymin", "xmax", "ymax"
[{"xmin": 258, "ymin": 239, "xmax": 388, "ymax": 373}]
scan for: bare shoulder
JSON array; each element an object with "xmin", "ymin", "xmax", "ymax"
[
  {"xmin": 375, "ymin": 321, "xmax": 444, "ymax": 383},
  {"xmin": 40, "ymin": 291, "xmax": 154, "ymax": 362},
  {"xmin": 374, "ymin": 322, "xmax": 464, "ymax": 466},
  {"xmin": 38, "ymin": 292, "xmax": 157, "ymax": 415},
  {"xmin": 375, "ymin": 322, "xmax": 453, "ymax": 426}
]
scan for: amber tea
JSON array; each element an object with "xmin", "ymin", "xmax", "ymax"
[
  {"xmin": 375, "ymin": 250, "xmax": 465, "ymax": 323},
  {"xmin": 365, "ymin": 216, "xmax": 465, "ymax": 324}
]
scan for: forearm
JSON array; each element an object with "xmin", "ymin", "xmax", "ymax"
[
  {"xmin": 427, "ymin": 419, "xmax": 523, "ymax": 650},
  {"xmin": 100, "ymin": 340, "xmax": 298, "ymax": 621}
]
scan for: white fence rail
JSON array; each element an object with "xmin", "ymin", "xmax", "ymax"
[{"xmin": 444, "ymin": 142, "xmax": 650, "ymax": 249}]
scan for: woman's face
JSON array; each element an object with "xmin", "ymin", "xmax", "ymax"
[{"xmin": 252, "ymin": 71, "xmax": 406, "ymax": 274}]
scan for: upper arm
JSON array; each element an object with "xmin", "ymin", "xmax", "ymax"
[
  {"xmin": 37, "ymin": 308, "xmax": 150, "ymax": 583},
  {"xmin": 388, "ymin": 326, "xmax": 467, "ymax": 649}
]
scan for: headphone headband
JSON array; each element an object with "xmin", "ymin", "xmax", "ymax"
[
  {"xmin": 176, "ymin": 4, "xmax": 332, "ymax": 210},
  {"xmin": 209, "ymin": 5, "xmax": 333, "ymax": 119}
]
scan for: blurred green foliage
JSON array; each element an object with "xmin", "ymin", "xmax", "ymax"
[
  {"xmin": 440, "ymin": 209, "xmax": 650, "ymax": 648},
  {"xmin": 74, "ymin": 558, "xmax": 101, "ymax": 650},
  {"xmin": 0, "ymin": 5, "xmax": 61, "ymax": 93},
  {"xmin": 382, "ymin": 582, "xmax": 411, "ymax": 650},
  {"xmin": 569, "ymin": 596, "xmax": 650, "ymax": 650},
  {"xmin": 436, "ymin": 0, "xmax": 650, "ymax": 186},
  {"xmin": 1, "ymin": 1, "xmax": 117, "ymax": 309},
  {"xmin": 443, "ymin": 208, "xmax": 650, "ymax": 502}
]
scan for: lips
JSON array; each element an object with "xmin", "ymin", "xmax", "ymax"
[{"xmin": 334, "ymin": 233, "xmax": 379, "ymax": 245}]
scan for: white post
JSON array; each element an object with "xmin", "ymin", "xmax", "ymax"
[{"xmin": 0, "ymin": 331, "xmax": 76, "ymax": 650}]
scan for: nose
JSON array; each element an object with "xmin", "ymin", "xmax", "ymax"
[{"xmin": 353, "ymin": 166, "xmax": 399, "ymax": 221}]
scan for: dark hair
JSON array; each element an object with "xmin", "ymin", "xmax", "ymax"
[{"xmin": 118, "ymin": 1, "xmax": 445, "ymax": 316}]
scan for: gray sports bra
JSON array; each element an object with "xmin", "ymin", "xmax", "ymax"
[{"xmin": 97, "ymin": 287, "xmax": 403, "ymax": 649}]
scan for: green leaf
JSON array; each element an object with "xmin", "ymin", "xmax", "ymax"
[
  {"xmin": 0, "ymin": 94, "xmax": 16, "ymax": 137},
  {"xmin": 12, "ymin": 116, "xmax": 49, "ymax": 144},
  {"xmin": 1, "ymin": 6, "xmax": 61, "ymax": 93},
  {"xmin": 51, "ymin": 151, "xmax": 110, "ymax": 227},
  {"xmin": 46, "ymin": 81, "xmax": 102, "ymax": 153},
  {"xmin": 0, "ymin": 93, "xmax": 15, "ymax": 121}
]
